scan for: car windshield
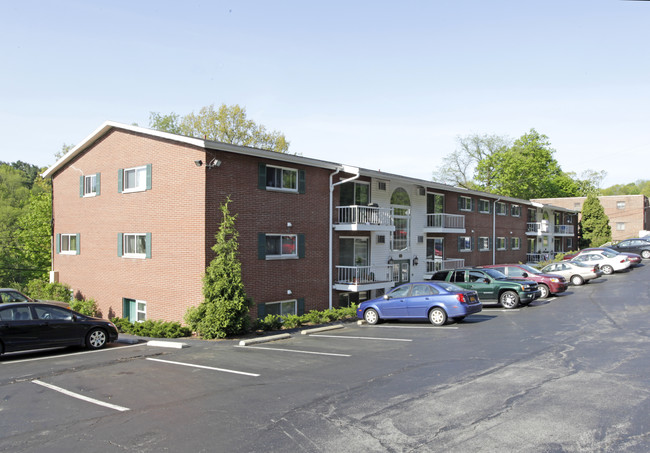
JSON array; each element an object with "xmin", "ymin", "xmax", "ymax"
[
  {"xmin": 519, "ymin": 264, "xmax": 541, "ymax": 274},
  {"xmin": 437, "ymin": 282, "xmax": 465, "ymax": 293},
  {"xmin": 602, "ymin": 250, "xmax": 617, "ymax": 258},
  {"xmin": 482, "ymin": 268, "xmax": 507, "ymax": 279},
  {"xmin": 0, "ymin": 291, "xmax": 31, "ymax": 303}
]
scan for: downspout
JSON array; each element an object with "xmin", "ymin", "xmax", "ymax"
[
  {"xmin": 492, "ymin": 197, "xmax": 501, "ymax": 265},
  {"xmin": 329, "ymin": 167, "xmax": 360, "ymax": 310}
]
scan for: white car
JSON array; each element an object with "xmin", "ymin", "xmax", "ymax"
[
  {"xmin": 540, "ymin": 261, "xmax": 603, "ymax": 286},
  {"xmin": 570, "ymin": 250, "xmax": 631, "ymax": 275}
]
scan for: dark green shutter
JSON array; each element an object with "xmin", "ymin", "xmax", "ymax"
[
  {"xmin": 117, "ymin": 233, "xmax": 123, "ymax": 257},
  {"xmin": 297, "ymin": 298, "xmax": 305, "ymax": 316},
  {"xmin": 258, "ymin": 233, "xmax": 266, "ymax": 259},
  {"xmin": 298, "ymin": 170, "xmax": 306, "ymax": 194},
  {"xmin": 257, "ymin": 303, "xmax": 266, "ymax": 319},
  {"xmin": 95, "ymin": 173, "xmax": 101, "ymax": 196},
  {"xmin": 145, "ymin": 233, "xmax": 152, "ymax": 259},
  {"xmin": 258, "ymin": 163, "xmax": 267, "ymax": 189},
  {"xmin": 118, "ymin": 169, "xmax": 123, "ymax": 193},
  {"xmin": 76, "ymin": 233, "xmax": 80, "ymax": 255},
  {"xmin": 56, "ymin": 234, "xmax": 61, "ymax": 254},
  {"xmin": 146, "ymin": 164, "xmax": 152, "ymax": 190},
  {"xmin": 298, "ymin": 234, "xmax": 306, "ymax": 258},
  {"xmin": 80, "ymin": 176, "xmax": 84, "ymax": 197}
]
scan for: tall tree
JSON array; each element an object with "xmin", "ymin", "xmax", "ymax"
[
  {"xmin": 15, "ymin": 191, "xmax": 52, "ymax": 282},
  {"xmin": 185, "ymin": 197, "xmax": 249, "ymax": 338},
  {"xmin": 150, "ymin": 104, "xmax": 290, "ymax": 153},
  {"xmin": 580, "ymin": 194, "xmax": 611, "ymax": 248}
]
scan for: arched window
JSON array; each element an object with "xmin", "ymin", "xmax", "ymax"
[{"xmin": 391, "ymin": 188, "xmax": 411, "ymax": 251}]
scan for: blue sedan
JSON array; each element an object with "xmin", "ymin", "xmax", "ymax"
[{"xmin": 357, "ymin": 282, "xmax": 482, "ymax": 326}]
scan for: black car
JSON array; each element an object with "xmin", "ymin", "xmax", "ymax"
[
  {"xmin": 0, "ymin": 302, "xmax": 118, "ymax": 355},
  {"xmin": 0, "ymin": 288, "xmax": 71, "ymax": 308},
  {"xmin": 609, "ymin": 239, "xmax": 650, "ymax": 260}
]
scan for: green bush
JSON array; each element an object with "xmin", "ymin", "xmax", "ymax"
[
  {"xmin": 281, "ymin": 314, "xmax": 302, "ymax": 329},
  {"xmin": 256, "ymin": 314, "xmax": 283, "ymax": 331},
  {"xmin": 70, "ymin": 298, "xmax": 98, "ymax": 317},
  {"xmin": 25, "ymin": 279, "xmax": 72, "ymax": 302},
  {"xmin": 111, "ymin": 317, "xmax": 192, "ymax": 338}
]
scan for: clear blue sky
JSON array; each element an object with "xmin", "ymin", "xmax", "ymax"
[{"xmin": 1, "ymin": 0, "xmax": 648, "ymax": 188}]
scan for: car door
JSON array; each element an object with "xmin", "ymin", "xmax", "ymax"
[
  {"xmin": 406, "ymin": 284, "xmax": 437, "ymax": 318},
  {"xmin": 381, "ymin": 285, "xmax": 411, "ymax": 318},
  {"xmin": 32, "ymin": 305, "xmax": 85, "ymax": 346},
  {"xmin": 0, "ymin": 305, "xmax": 41, "ymax": 352},
  {"xmin": 465, "ymin": 270, "xmax": 496, "ymax": 300}
]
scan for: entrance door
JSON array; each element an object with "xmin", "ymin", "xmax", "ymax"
[{"xmin": 392, "ymin": 259, "xmax": 410, "ymax": 285}]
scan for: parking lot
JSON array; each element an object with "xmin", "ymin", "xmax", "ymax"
[{"xmin": 2, "ymin": 265, "xmax": 650, "ymax": 452}]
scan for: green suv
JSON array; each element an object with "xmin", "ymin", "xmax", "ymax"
[{"xmin": 426, "ymin": 268, "xmax": 540, "ymax": 309}]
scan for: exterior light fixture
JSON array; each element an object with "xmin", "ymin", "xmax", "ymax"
[
  {"xmin": 195, "ymin": 160, "xmax": 203, "ymax": 167},
  {"xmin": 412, "ymin": 256, "xmax": 419, "ymax": 266},
  {"xmin": 387, "ymin": 257, "xmax": 394, "ymax": 265}
]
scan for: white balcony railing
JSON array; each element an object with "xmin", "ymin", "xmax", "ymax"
[
  {"xmin": 554, "ymin": 224, "xmax": 574, "ymax": 235},
  {"xmin": 425, "ymin": 213, "xmax": 465, "ymax": 231},
  {"xmin": 426, "ymin": 258, "xmax": 465, "ymax": 273},
  {"xmin": 527, "ymin": 222, "xmax": 549, "ymax": 234},
  {"xmin": 526, "ymin": 252, "xmax": 558, "ymax": 263},
  {"xmin": 335, "ymin": 265, "xmax": 395, "ymax": 285},
  {"xmin": 335, "ymin": 205, "xmax": 393, "ymax": 227}
]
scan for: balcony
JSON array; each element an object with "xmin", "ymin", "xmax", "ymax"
[
  {"xmin": 333, "ymin": 265, "xmax": 396, "ymax": 291},
  {"xmin": 554, "ymin": 224, "xmax": 574, "ymax": 236},
  {"xmin": 526, "ymin": 252, "xmax": 558, "ymax": 263},
  {"xmin": 425, "ymin": 258, "xmax": 465, "ymax": 273},
  {"xmin": 334, "ymin": 205, "xmax": 395, "ymax": 231},
  {"xmin": 423, "ymin": 213, "xmax": 466, "ymax": 233},
  {"xmin": 526, "ymin": 222, "xmax": 549, "ymax": 235}
]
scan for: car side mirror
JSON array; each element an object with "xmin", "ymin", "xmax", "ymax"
[
  {"xmin": 522, "ymin": 272, "xmax": 528, "ymax": 278},
  {"xmin": 483, "ymin": 278, "xmax": 490, "ymax": 283}
]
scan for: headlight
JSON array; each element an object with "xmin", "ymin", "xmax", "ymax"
[{"xmin": 550, "ymin": 278, "xmax": 559, "ymax": 283}]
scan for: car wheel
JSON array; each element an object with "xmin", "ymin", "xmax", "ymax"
[
  {"xmin": 642, "ymin": 250, "xmax": 650, "ymax": 259},
  {"xmin": 364, "ymin": 308, "xmax": 379, "ymax": 325},
  {"xmin": 86, "ymin": 328, "xmax": 107, "ymax": 350},
  {"xmin": 499, "ymin": 290, "xmax": 519, "ymax": 309},
  {"xmin": 452, "ymin": 316, "xmax": 465, "ymax": 323},
  {"xmin": 429, "ymin": 307, "xmax": 447, "ymax": 326},
  {"xmin": 538, "ymin": 284, "xmax": 550, "ymax": 299},
  {"xmin": 570, "ymin": 275, "xmax": 584, "ymax": 286},
  {"xmin": 601, "ymin": 265, "xmax": 614, "ymax": 275}
]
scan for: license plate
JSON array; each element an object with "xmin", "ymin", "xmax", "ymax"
[{"xmin": 469, "ymin": 295, "xmax": 477, "ymax": 303}]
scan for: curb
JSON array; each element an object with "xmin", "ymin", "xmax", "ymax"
[
  {"xmin": 146, "ymin": 340, "xmax": 188, "ymax": 349},
  {"xmin": 300, "ymin": 324, "xmax": 345, "ymax": 335},
  {"xmin": 238, "ymin": 333, "xmax": 291, "ymax": 346}
]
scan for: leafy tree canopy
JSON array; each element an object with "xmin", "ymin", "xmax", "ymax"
[
  {"xmin": 149, "ymin": 103, "xmax": 290, "ymax": 153},
  {"xmin": 580, "ymin": 193, "xmax": 612, "ymax": 247},
  {"xmin": 601, "ymin": 180, "xmax": 650, "ymax": 198}
]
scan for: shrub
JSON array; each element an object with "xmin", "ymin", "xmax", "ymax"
[
  {"xmin": 25, "ymin": 279, "xmax": 72, "ymax": 302},
  {"xmin": 281, "ymin": 314, "xmax": 302, "ymax": 329},
  {"xmin": 70, "ymin": 298, "xmax": 99, "ymax": 317},
  {"xmin": 111, "ymin": 317, "xmax": 191, "ymax": 338},
  {"xmin": 256, "ymin": 314, "xmax": 283, "ymax": 331}
]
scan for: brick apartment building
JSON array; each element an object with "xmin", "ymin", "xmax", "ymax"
[
  {"xmin": 533, "ymin": 195, "xmax": 650, "ymax": 243},
  {"xmin": 42, "ymin": 122, "xmax": 578, "ymax": 323}
]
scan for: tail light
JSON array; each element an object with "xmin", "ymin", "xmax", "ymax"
[{"xmin": 456, "ymin": 294, "xmax": 466, "ymax": 303}]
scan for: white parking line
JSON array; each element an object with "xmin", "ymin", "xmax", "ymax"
[
  {"xmin": 235, "ymin": 345, "xmax": 351, "ymax": 357},
  {"xmin": 146, "ymin": 358, "xmax": 260, "ymax": 377},
  {"xmin": 1, "ymin": 344, "xmax": 144, "ymax": 364},
  {"xmin": 32, "ymin": 380, "xmax": 130, "ymax": 412},
  {"xmin": 308, "ymin": 334, "xmax": 413, "ymax": 342},
  {"xmin": 370, "ymin": 325, "xmax": 459, "ymax": 330}
]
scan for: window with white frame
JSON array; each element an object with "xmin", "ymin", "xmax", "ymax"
[
  {"xmin": 59, "ymin": 234, "xmax": 79, "ymax": 254},
  {"xmin": 265, "ymin": 234, "xmax": 297, "ymax": 258},
  {"xmin": 264, "ymin": 299, "xmax": 297, "ymax": 316},
  {"xmin": 121, "ymin": 165, "xmax": 150, "ymax": 193},
  {"xmin": 459, "ymin": 236, "xmax": 472, "ymax": 252},
  {"xmin": 122, "ymin": 233, "xmax": 149, "ymax": 258},
  {"xmin": 479, "ymin": 237, "xmax": 490, "ymax": 251},
  {"xmin": 496, "ymin": 201, "xmax": 507, "ymax": 215},
  {"xmin": 511, "ymin": 204, "xmax": 521, "ymax": 217},
  {"xmin": 266, "ymin": 165, "xmax": 298, "ymax": 192},
  {"xmin": 123, "ymin": 298, "xmax": 146, "ymax": 322},
  {"xmin": 496, "ymin": 237, "xmax": 506, "ymax": 250},
  {"xmin": 478, "ymin": 199, "xmax": 490, "ymax": 213},
  {"xmin": 511, "ymin": 237, "xmax": 521, "ymax": 250},
  {"xmin": 617, "ymin": 201, "xmax": 626, "ymax": 209},
  {"xmin": 459, "ymin": 196, "xmax": 472, "ymax": 211},
  {"xmin": 616, "ymin": 222, "xmax": 626, "ymax": 231},
  {"xmin": 82, "ymin": 174, "xmax": 100, "ymax": 197}
]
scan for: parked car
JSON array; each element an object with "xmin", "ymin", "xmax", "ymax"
[
  {"xmin": 609, "ymin": 239, "xmax": 650, "ymax": 259},
  {"xmin": 570, "ymin": 250, "xmax": 631, "ymax": 275},
  {"xmin": 540, "ymin": 261, "xmax": 603, "ymax": 286},
  {"xmin": 357, "ymin": 281, "xmax": 482, "ymax": 326},
  {"xmin": 427, "ymin": 268, "xmax": 540, "ymax": 309},
  {"xmin": 563, "ymin": 248, "xmax": 642, "ymax": 266},
  {"xmin": 0, "ymin": 302, "xmax": 118, "ymax": 355},
  {"xmin": 479, "ymin": 264, "xmax": 568, "ymax": 299},
  {"xmin": 0, "ymin": 288, "xmax": 70, "ymax": 308}
]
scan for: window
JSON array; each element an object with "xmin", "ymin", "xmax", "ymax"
[
  {"xmin": 119, "ymin": 233, "xmax": 151, "ymax": 259},
  {"xmin": 259, "ymin": 234, "xmax": 304, "ymax": 259},
  {"xmin": 566, "ymin": 215, "xmax": 573, "ymax": 224},
  {"xmin": 378, "ymin": 181, "xmax": 387, "ymax": 191},
  {"xmin": 511, "ymin": 237, "xmax": 521, "ymax": 250},
  {"xmin": 340, "ymin": 181, "xmax": 369, "ymax": 206},
  {"xmin": 617, "ymin": 201, "xmax": 626, "ymax": 209},
  {"xmin": 58, "ymin": 233, "xmax": 79, "ymax": 255},
  {"xmin": 459, "ymin": 196, "xmax": 472, "ymax": 211},
  {"xmin": 391, "ymin": 188, "xmax": 411, "ymax": 251},
  {"xmin": 511, "ymin": 204, "xmax": 521, "ymax": 217},
  {"xmin": 81, "ymin": 173, "xmax": 100, "ymax": 197},
  {"xmin": 496, "ymin": 202, "xmax": 507, "ymax": 215},
  {"xmin": 478, "ymin": 199, "xmax": 490, "ymax": 214},
  {"xmin": 616, "ymin": 222, "xmax": 626, "ymax": 231},
  {"xmin": 479, "ymin": 237, "xmax": 490, "ymax": 251},
  {"xmin": 266, "ymin": 165, "xmax": 298, "ymax": 191},
  {"xmin": 496, "ymin": 237, "xmax": 506, "ymax": 250},
  {"xmin": 266, "ymin": 300, "xmax": 297, "ymax": 316},
  {"xmin": 119, "ymin": 164, "xmax": 151, "ymax": 193},
  {"xmin": 459, "ymin": 236, "xmax": 472, "ymax": 252},
  {"xmin": 123, "ymin": 298, "xmax": 146, "ymax": 322}
]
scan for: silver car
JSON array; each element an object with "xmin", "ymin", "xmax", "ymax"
[{"xmin": 540, "ymin": 261, "xmax": 603, "ymax": 286}]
